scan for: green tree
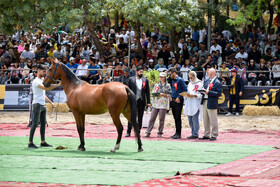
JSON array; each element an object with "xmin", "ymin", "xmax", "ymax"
[
  {"xmin": 107, "ymin": 0, "xmax": 199, "ymax": 59},
  {"xmin": 227, "ymin": 0, "xmax": 280, "ymax": 32},
  {"xmin": 0, "ymin": 0, "xmax": 108, "ymax": 56}
]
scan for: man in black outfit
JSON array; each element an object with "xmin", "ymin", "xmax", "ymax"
[{"xmin": 126, "ymin": 66, "xmax": 151, "ymax": 137}]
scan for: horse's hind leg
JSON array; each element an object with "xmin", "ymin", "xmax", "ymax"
[
  {"xmin": 72, "ymin": 110, "xmax": 86, "ymax": 151},
  {"xmin": 110, "ymin": 114, "xmax": 123, "ymax": 153}
]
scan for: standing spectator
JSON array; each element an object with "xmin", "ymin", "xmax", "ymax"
[
  {"xmin": 192, "ymin": 62, "xmax": 204, "ymax": 80},
  {"xmin": 226, "ymin": 69, "xmax": 244, "ymax": 116},
  {"xmin": 126, "ymin": 66, "xmax": 151, "ymax": 137},
  {"xmin": 75, "ymin": 59, "xmax": 88, "ymax": 80},
  {"xmin": 28, "ymin": 64, "xmax": 60, "ymax": 149},
  {"xmin": 272, "ymin": 59, "xmax": 280, "ymax": 86},
  {"xmin": 81, "ymin": 43, "xmax": 91, "ymax": 61},
  {"xmin": 248, "ymin": 27, "xmax": 258, "ymax": 42},
  {"xmin": 180, "ymin": 44, "xmax": 190, "ymax": 62},
  {"xmin": 145, "ymin": 72, "xmax": 172, "ymax": 138},
  {"xmin": 192, "ymin": 28, "xmax": 199, "ymax": 44},
  {"xmin": 199, "ymin": 68, "xmax": 222, "ymax": 141},
  {"xmin": 168, "ymin": 67, "xmax": 187, "ymax": 139},
  {"xmin": 183, "ymin": 71, "xmax": 203, "ymax": 139},
  {"xmin": 20, "ymin": 44, "xmax": 35, "ymax": 60}
]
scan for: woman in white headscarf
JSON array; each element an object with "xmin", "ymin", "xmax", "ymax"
[{"xmin": 183, "ymin": 71, "xmax": 203, "ymax": 139}]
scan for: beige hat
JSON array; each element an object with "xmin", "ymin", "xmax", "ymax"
[{"xmin": 159, "ymin": 72, "xmax": 166, "ymax": 77}]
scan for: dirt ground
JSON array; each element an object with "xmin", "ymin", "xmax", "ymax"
[{"xmin": 0, "ymin": 111, "xmax": 279, "ymax": 132}]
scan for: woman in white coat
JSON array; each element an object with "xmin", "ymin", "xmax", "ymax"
[{"xmin": 184, "ymin": 71, "xmax": 203, "ymax": 139}]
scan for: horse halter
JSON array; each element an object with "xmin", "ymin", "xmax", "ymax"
[{"xmin": 47, "ymin": 63, "xmax": 59, "ymax": 80}]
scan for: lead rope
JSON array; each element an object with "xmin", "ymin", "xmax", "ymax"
[{"xmin": 55, "ymin": 84, "xmax": 61, "ymax": 121}]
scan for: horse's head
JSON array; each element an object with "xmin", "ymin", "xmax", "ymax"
[{"xmin": 43, "ymin": 59, "xmax": 61, "ymax": 87}]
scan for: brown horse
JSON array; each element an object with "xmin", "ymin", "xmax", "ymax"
[{"xmin": 43, "ymin": 60, "xmax": 143, "ymax": 152}]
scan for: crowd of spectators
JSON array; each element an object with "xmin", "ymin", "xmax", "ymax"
[{"xmin": 0, "ymin": 25, "xmax": 280, "ymax": 86}]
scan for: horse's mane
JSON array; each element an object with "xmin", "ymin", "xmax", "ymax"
[{"xmin": 61, "ymin": 63, "xmax": 84, "ymax": 86}]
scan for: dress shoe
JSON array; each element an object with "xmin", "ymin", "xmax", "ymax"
[
  {"xmin": 187, "ymin": 135, "xmax": 198, "ymax": 139},
  {"xmin": 125, "ymin": 133, "xmax": 131, "ymax": 137},
  {"xmin": 210, "ymin": 137, "xmax": 217, "ymax": 141},
  {"xmin": 199, "ymin": 136, "xmax": 210, "ymax": 140},
  {"xmin": 172, "ymin": 134, "xmax": 181, "ymax": 139}
]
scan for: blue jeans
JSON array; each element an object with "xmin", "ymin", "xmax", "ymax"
[{"xmin": 187, "ymin": 110, "xmax": 200, "ymax": 137}]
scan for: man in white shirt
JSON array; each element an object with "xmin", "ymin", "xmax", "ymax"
[
  {"xmin": 119, "ymin": 28, "xmax": 129, "ymax": 44},
  {"xmin": 272, "ymin": 59, "xmax": 280, "ymax": 86},
  {"xmin": 210, "ymin": 40, "xmax": 222, "ymax": 54},
  {"xmin": 28, "ymin": 64, "xmax": 61, "ymax": 149},
  {"xmin": 76, "ymin": 59, "xmax": 88, "ymax": 80},
  {"xmin": 235, "ymin": 46, "xmax": 248, "ymax": 65}
]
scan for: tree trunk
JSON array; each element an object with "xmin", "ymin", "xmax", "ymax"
[
  {"xmin": 107, "ymin": 13, "xmax": 111, "ymax": 28},
  {"xmin": 278, "ymin": 2, "xmax": 280, "ymax": 28},
  {"xmin": 114, "ymin": 10, "xmax": 119, "ymax": 32},
  {"xmin": 100, "ymin": 19, "xmax": 107, "ymax": 39},
  {"xmin": 267, "ymin": 0, "xmax": 273, "ymax": 33},
  {"xmin": 132, "ymin": 22, "xmax": 144, "ymax": 59},
  {"xmin": 170, "ymin": 28, "xmax": 180, "ymax": 61},
  {"xmin": 84, "ymin": 2, "xmax": 104, "ymax": 57}
]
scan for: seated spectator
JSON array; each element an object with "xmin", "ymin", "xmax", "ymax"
[
  {"xmin": 86, "ymin": 57, "xmax": 100, "ymax": 84},
  {"xmin": 66, "ymin": 57, "xmax": 79, "ymax": 73},
  {"xmin": 0, "ymin": 63, "xmax": 10, "ymax": 84},
  {"xmin": 247, "ymin": 59, "xmax": 257, "ymax": 85},
  {"xmin": 75, "ymin": 59, "xmax": 88, "ymax": 80},
  {"xmin": 192, "ymin": 62, "xmax": 203, "ymax": 80},
  {"xmin": 147, "ymin": 59, "xmax": 155, "ymax": 70},
  {"xmin": 47, "ymin": 46, "xmax": 55, "ymax": 58},
  {"xmin": 235, "ymin": 46, "xmax": 248, "ymax": 65},
  {"xmin": 154, "ymin": 58, "xmax": 167, "ymax": 71},
  {"xmin": 113, "ymin": 63, "xmax": 124, "ymax": 81},
  {"xmin": 223, "ymin": 43, "xmax": 236, "ymax": 60},
  {"xmin": 263, "ymin": 48, "xmax": 275, "ymax": 62},
  {"xmin": 180, "ymin": 59, "xmax": 193, "ymax": 84},
  {"xmin": 118, "ymin": 67, "xmax": 131, "ymax": 85},
  {"xmin": 20, "ymin": 44, "xmax": 35, "ymax": 60},
  {"xmin": 219, "ymin": 63, "xmax": 230, "ymax": 85},
  {"xmin": 257, "ymin": 59, "xmax": 269, "ymax": 86},
  {"xmin": 272, "ymin": 59, "xmax": 280, "ymax": 86},
  {"xmin": 10, "ymin": 61, "xmax": 23, "ymax": 84},
  {"xmin": 248, "ymin": 43, "xmax": 262, "ymax": 64},
  {"xmin": 97, "ymin": 64, "xmax": 111, "ymax": 84},
  {"xmin": 35, "ymin": 45, "xmax": 48, "ymax": 61}
]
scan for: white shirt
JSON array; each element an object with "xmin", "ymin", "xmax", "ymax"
[
  {"xmin": 210, "ymin": 44, "xmax": 222, "ymax": 54},
  {"xmin": 76, "ymin": 64, "xmax": 88, "ymax": 76},
  {"xmin": 119, "ymin": 34, "xmax": 129, "ymax": 43},
  {"xmin": 136, "ymin": 77, "xmax": 143, "ymax": 90},
  {"xmin": 235, "ymin": 52, "xmax": 248, "ymax": 64},
  {"xmin": 272, "ymin": 64, "xmax": 280, "ymax": 78},
  {"xmin": 32, "ymin": 77, "xmax": 45, "ymax": 105},
  {"xmin": 126, "ymin": 31, "xmax": 135, "ymax": 41}
]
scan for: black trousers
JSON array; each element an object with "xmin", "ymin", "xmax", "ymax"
[
  {"xmin": 127, "ymin": 99, "xmax": 145, "ymax": 134},
  {"xmin": 170, "ymin": 98, "xmax": 184, "ymax": 135},
  {"xmin": 272, "ymin": 77, "xmax": 280, "ymax": 86},
  {"xmin": 229, "ymin": 94, "xmax": 240, "ymax": 113},
  {"xmin": 29, "ymin": 103, "xmax": 47, "ymax": 142}
]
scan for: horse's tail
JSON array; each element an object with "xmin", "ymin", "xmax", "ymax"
[{"xmin": 125, "ymin": 87, "xmax": 142, "ymax": 151}]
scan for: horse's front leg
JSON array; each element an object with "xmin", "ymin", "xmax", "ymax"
[{"xmin": 72, "ymin": 110, "xmax": 86, "ymax": 151}]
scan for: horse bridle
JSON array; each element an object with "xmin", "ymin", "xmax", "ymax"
[{"xmin": 47, "ymin": 63, "xmax": 59, "ymax": 80}]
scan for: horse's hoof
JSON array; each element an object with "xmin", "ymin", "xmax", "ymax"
[
  {"xmin": 78, "ymin": 147, "xmax": 86, "ymax": 151},
  {"xmin": 138, "ymin": 148, "xmax": 144, "ymax": 152},
  {"xmin": 110, "ymin": 149, "xmax": 116, "ymax": 153}
]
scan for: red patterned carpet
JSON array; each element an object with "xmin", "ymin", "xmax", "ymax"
[{"xmin": 0, "ymin": 122, "xmax": 280, "ymax": 187}]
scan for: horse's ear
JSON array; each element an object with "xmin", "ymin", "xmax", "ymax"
[{"xmin": 51, "ymin": 58, "xmax": 58, "ymax": 65}]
